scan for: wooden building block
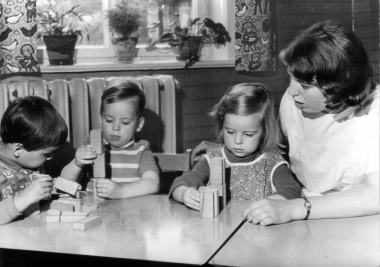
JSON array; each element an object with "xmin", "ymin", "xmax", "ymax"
[
  {"xmin": 90, "ymin": 129, "xmax": 104, "ymax": 154},
  {"xmin": 50, "ymin": 200, "xmax": 74, "ymax": 212},
  {"xmin": 73, "ymin": 216, "xmax": 101, "ymax": 230},
  {"xmin": 47, "ymin": 209, "xmax": 61, "ymax": 216},
  {"xmin": 199, "ymin": 187, "xmax": 219, "ymax": 219},
  {"xmin": 209, "ymin": 157, "xmax": 225, "ymax": 185},
  {"xmin": 82, "ymin": 203, "xmax": 98, "ymax": 213},
  {"xmin": 93, "ymin": 154, "xmax": 106, "ymax": 178},
  {"xmin": 46, "ymin": 216, "xmax": 60, "ymax": 223},
  {"xmin": 54, "ymin": 177, "xmax": 81, "ymax": 196},
  {"xmin": 60, "ymin": 212, "xmax": 88, "ymax": 222},
  {"xmin": 209, "ymin": 157, "xmax": 227, "ymax": 209},
  {"xmin": 57, "ymin": 198, "xmax": 83, "ymax": 212}
]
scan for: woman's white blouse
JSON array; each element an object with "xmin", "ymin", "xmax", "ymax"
[{"xmin": 280, "ymin": 87, "xmax": 379, "ymax": 196}]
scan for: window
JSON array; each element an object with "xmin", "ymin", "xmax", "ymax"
[{"xmin": 37, "ymin": 0, "xmax": 234, "ymax": 66}]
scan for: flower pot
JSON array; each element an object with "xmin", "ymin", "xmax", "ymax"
[
  {"xmin": 111, "ymin": 37, "xmax": 138, "ymax": 62},
  {"xmin": 171, "ymin": 37, "xmax": 202, "ymax": 60},
  {"xmin": 43, "ymin": 35, "xmax": 78, "ymax": 65}
]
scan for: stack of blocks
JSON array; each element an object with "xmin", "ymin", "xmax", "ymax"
[
  {"xmin": 200, "ymin": 157, "xmax": 227, "ymax": 219},
  {"xmin": 90, "ymin": 129, "xmax": 106, "ymax": 200},
  {"xmin": 47, "ymin": 177, "xmax": 101, "ymax": 230}
]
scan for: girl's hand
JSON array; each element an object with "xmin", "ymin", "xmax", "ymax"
[
  {"xmin": 95, "ymin": 179, "xmax": 123, "ymax": 199},
  {"xmin": 21, "ymin": 175, "xmax": 53, "ymax": 204},
  {"xmin": 75, "ymin": 145, "xmax": 96, "ymax": 168},
  {"xmin": 182, "ymin": 187, "xmax": 200, "ymax": 211},
  {"xmin": 242, "ymin": 198, "xmax": 304, "ymax": 226}
]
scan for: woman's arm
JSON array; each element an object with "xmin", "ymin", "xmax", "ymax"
[{"xmin": 243, "ymin": 171, "xmax": 379, "ymax": 225}]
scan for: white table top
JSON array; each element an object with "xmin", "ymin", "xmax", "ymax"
[
  {"xmin": 210, "ymin": 200, "xmax": 379, "ymax": 267},
  {"xmin": 0, "ymin": 193, "xmax": 244, "ymax": 265}
]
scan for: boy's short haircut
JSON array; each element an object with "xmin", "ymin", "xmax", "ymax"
[
  {"xmin": 279, "ymin": 20, "xmax": 375, "ymax": 111},
  {"xmin": 100, "ymin": 80, "xmax": 145, "ymax": 117},
  {"xmin": 0, "ymin": 96, "xmax": 68, "ymax": 151}
]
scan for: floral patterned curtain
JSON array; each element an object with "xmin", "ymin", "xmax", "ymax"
[
  {"xmin": 0, "ymin": 0, "xmax": 41, "ymax": 81},
  {"xmin": 235, "ymin": 0, "xmax": 277, "ymax": 77}
]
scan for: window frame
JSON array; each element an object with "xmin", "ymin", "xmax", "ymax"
[{"xmin": 38, "ymin": 0, "xmax": 234, "ymax": 67}]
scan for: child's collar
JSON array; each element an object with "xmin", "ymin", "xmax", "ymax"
[{"xmin": 106, "ymin": 138, "xmax": 135, "ymax": 149}]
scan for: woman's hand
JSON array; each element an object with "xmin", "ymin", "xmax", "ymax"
[
  {"xmin": 75, "ymin": 145, "xmax": 96, "ymax": 168},
  {"xmin": 242, "ymin": 197, "xmax": 305, "ymax": 226},
  {"xmin": 191, "ymin": 141, "xmax": 222, "ymax": 165}
]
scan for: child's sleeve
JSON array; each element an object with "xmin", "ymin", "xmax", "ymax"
[
  {"xmin": 138, "ymin": 149, "xmax": 159, "ymax": 176},
  {"xmin": 168, "ymin": 157, "xmax": 210, "ymax": 203},
  {"xmin": 0, "ymin": 197, "xmax": 22, "ymax": 225},
  {"xmin": 272, "ymin": 164, "xmax": 302, "ymax": 200}
]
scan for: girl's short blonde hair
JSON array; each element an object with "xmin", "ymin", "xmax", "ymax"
[{"xmin": 209, "ymin": 83, "xmax": 283, "ymax": 153}]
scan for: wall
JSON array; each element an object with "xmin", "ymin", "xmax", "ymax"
[{"xmin": 40, "ymin": 0, "xmax": 379, "ymax": 152}]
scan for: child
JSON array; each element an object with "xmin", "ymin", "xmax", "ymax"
[
  {"xmin": 61, "ymin": 79, "xmax": 160, "ymax": 199},
  {"xmin": 0, "ymin": 96, "xmax": 68, "ymax": 225},
  {"xmin": 169, "ymin": 83, "xmax": 301, "ymax": 210}
]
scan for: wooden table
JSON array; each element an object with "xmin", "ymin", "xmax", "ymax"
[
  {"xmin": 210, "ymin": 200, "xmax": 379, "ymax": 267},
  {"xmin": 0, "ymin": 193, "xmax": 244, "ymax": 266}
]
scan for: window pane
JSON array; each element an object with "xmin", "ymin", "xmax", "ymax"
[
  {"xmin": 37, "ymin": 0, "xmax": 105, "ymax": 46},
  {"xmin": 125, "ymin": 0, "xmax": 192, "ymax": 45}
]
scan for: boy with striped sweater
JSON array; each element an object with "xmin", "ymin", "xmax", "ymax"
[{"xmin": 61, "ymin": 80, "xmax": 159, "ymax": 199}]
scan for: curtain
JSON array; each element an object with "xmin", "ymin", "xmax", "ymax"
[
  {"xmin": 0, "ymin": 0, "xmax": 41, "ymax": 81},
  {"xmin": 235, "ymin": 0, "xmax": 278, "ymax": 77}
]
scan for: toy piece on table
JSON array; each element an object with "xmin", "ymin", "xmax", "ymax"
[
  {"xmin": 60, "ymin": 211, "xmax": 88, "ymax": 222},
  {"xmin": 46, "ymin": 209, "xmax": 61, "ymax": 222},
  {"xmin": 90, "ymin": 129, "xmax": 106, "ymax": 200},
  {"xmin": 209, "ymin": 157, "xmax": 227, "ymax": 209},
  {"xmin": 54, "ymin": 177, "xmax": 81, "ymax": 196},
  {"xmin": 50, "ymin": 200, "xmax": 74, "ymax": 212},
  {"xmin": 57, "ymin": 198, "xmax": 83, "ymax": 212},
  {"xmin": 73, "ymin": 216, "xmax": 101, "ymax": 230},
  {"xmin": 199, "ymin": 186, "xmax": 219, "ymax": 219},
  {"xmin": 82, "ymin": 203, "xmax": 98, "ymax": 213}
]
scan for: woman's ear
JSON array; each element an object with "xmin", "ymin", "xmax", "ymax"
[
  {"xmin": 136, "ymin": 117, "xmax": 145, "ymax": 133},
  {"xmin": 13, "ymin": 143, "xmax": 24, "ymax": 158}
]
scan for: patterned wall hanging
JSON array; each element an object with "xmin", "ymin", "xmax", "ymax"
[
  {"xmin": 0, "ymin": 0, "xmax": 41, "ymax": 81},
  {"xmin": 235, "ymin": 0, "xmax": 278, "ymax": 77}
]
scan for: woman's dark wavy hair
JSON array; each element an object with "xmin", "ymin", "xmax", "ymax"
[
  {"xmin": 209, "ymin": 83, "xmax": 282, "ymax": 153},
  {"xmin": 100, "ymin": 79, "xmax": 145, "ymax": 118},
  {"xmin": 279, "ymin": 20, "xmax": 375, "ymax": 111},
  {"xmin": 0, "ymin": 96, "xmax": 68, "ymax": 151}
]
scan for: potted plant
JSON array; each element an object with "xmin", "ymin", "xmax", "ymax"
[
  {"xmin": 149, "ymin": 15, "xmax": 231, "ymax": 68},
  {"xmin": 37, "ymin": 4, "xmax": 89, "ymax": 65},
  {"xmin": 106, "ymin": 1, "xmax": 141, "ymax": 62}
]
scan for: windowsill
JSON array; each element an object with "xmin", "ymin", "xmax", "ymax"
[{"xmin": 39, "ymin": 59, "xmax": 235, "ymax": 73}]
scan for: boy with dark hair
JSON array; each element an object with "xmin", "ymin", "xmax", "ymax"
[{"xmin": 0, "ymin": 96, "xmax": 68, "ymax": 225}]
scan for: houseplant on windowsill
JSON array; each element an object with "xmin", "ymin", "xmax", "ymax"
[
  {"xmin": 106, "ymin": 1, "xmax": 141, "ymax": 62},
  {"xmin": 37, "ymin": 4, "xmax": 89, "ymax": 66},
  {"xmin": 148, "ymin": 15, "xmax": 231, "ymax": 68}
]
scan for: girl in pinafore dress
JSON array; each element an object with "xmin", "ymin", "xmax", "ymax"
[{"xmin": 169, "ymin": 83, "xmax": 301, "ymax": 211}]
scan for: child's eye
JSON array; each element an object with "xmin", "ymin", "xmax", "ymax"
[
  {"xmin": 122, "ymin": 122, "xmax": 130, "ymax": 125},
  {"xmin": 245, "ymin": 134, "xmax": 253, "ymax": 137},
  {"xmin": 105, "ymin": 119, "xmax": 113, "ymax": 123}
]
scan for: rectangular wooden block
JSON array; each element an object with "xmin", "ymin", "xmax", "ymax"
[
  {"xmin": 90, "ymin": 129, "xmax": 104, "ymax": 154},
  {"xmin": 50, "ymin": 200, "xmax": 74, "ymax": 212},
  {"xmin": 54, "ymin": 177, "xmax": 81, "ymax": 196},
  {"xmin": 93, "ymin": 154, "xmax": 106, "ymax": 178},
  {"xmin": 82, "ymin": 203, "xmax": 98, "ymax": 213},
  {"xmin": 60, "ymin": 212, "xmax": 88, "ymax": 222},
  {"xmin": 73, "ymin": 216, "xmax": 101, "ymax": 230},
  {"xmin": 199, "ymin": 187, "xmax": 219, "ymax": 219},
  {"xmin": 46, "ymin": 216, "xmax": 60, "ymax": 223},
  {"xmin": 47, "ymin": 209, "xmax": 61, "ymax": 216},
  {"xmin": 57, "ymin": 198, "xmax": 83, "ymax": 212},
  {"xmin": 209, "ymin": 157, "xmax": 225, "ymax": 185}
]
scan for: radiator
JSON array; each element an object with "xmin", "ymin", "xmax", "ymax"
[{"xmin": 0, "ymin": 75, "xmax": 180, "ymax": 176}]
